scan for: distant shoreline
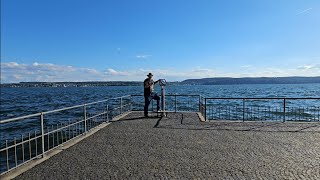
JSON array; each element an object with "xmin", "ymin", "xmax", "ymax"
[
  {"xmin": 181, "ymin": 76, "xmax": 320, "ymax": 85},
  {"xmin": 1, "ymin": 76, "xmax": 320, "ymax": 88}
]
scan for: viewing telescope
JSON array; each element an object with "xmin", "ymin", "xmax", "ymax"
[{"xmin": 158, "ymin": 79, "xmax": 166, "ymax": 116}]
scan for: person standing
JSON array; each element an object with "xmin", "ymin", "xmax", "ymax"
[{"xmin": 144, "ymin": 73, "xmax": 160, "ymax": 117}]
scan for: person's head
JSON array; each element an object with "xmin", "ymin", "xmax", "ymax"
[{"xmin": 147, "ymin": 73, "xmax": 153, "ymax": 79}]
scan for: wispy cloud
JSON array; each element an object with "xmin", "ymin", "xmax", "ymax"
[
  {"xmin": 297, "ymin": 64, "xmax": 320, "ymax": 70},
  {"xmin": 135, "ymin": 54, "xmax": 152, "ymax": 59},
  {"xmin": 296, "ymin": 8, "xmax": 313, "ymax": 15},
  {"xmin": 240, "ymin": 65, "xmax": 253, "ymax": 68},
  {"xmin": 105, "ymin": 68, "xmax": 130, "ymax": 76}
]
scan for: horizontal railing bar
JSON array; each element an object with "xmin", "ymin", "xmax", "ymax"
[
  {"xmin": 0, "ymin": 113, "xmax": 42, "ymax": 124},
  {"xmin": 1, "ymin": 95, "xmax": 132, "ymax": 124},
  {"xmin": 42, "ymin": 104, "xmax": 84, "ymax": 115},
  {"xmin": 205, "ymin": 97, "xmax": 320, "ymax": 100},
  {"xmin": 1, "ymin": 120, "xmax": 84, "ymax": 150},
  {"xmin": 87, "ymin": 111, "xmax": 107, "ymax": 120},
  {"xmin": 0, "ymin": 135, "xmax": 40, "ymax": 152},
  {"xmin": 42, "ymin": 122, "xmax": 106, "ymax": 153},
  {"xmin": 47, "ymin": 120, "xmax": 84, "ymax": 135},
  {"xmin": 2, "ymin": 94, "xmax": 318, "ymax": 124},
  {"xmin": 167, "ymin": 94, "xmax": 200, "ymax": 97},
  {"xmin": 0, "ymin": 154, "xmax": 43, "ymax": 176},
  {"xmin": 131, "ymin": 94, "xmax": 200, "ymax": 97},
  {"xmin": 85, "ymin": 95, "xmax": 131, "ymax": 106},
  {"xmin": 106, "ymin": 103, "xmax": 132, "ymax": 112}
]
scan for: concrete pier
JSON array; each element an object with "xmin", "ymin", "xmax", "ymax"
[{"xmin": 12, "ymin": 112, "xmax": 320, "ymax": 179}]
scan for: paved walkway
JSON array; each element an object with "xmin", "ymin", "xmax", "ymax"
[{"xmin": 16, "ymin": 112, "xmax": 320, "ymax": 179}]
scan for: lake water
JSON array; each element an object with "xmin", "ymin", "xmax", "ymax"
[{"xmin": 1, "ymin": 84, "xmax": 320, "ymax": 120}]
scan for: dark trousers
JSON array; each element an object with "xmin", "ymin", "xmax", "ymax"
[{"xmin": 144, "ymin": 95, "xmax": 160, "ymax": 116}]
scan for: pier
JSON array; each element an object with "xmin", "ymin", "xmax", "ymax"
[
  {"xmin": 1, "ymin": 112, "xmax": 319, "ymax": 179},
  {"xmin": 1, "ymin": 95, "xmax": 320, "ymax": 179}
]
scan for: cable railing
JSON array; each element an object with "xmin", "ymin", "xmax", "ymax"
[{"xmin": 0, "ymin": 95, "xmax": 319, "ymax": 176}]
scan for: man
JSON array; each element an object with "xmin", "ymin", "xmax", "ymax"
[{"xmin": 144, "ymin": 73, "xmax": 160, "ymax": 117}]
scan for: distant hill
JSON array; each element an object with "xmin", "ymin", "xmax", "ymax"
[
  {"xmin": 181, "ymin": 77, "xmax": 320, "ymax": 85},
  {"xmin": 2, "ymin": 77, "xmax": 320, "ymax": 87}
]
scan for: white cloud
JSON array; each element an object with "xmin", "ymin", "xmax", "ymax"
[
  {"xmin": 297, "ymin": 64, "xmax": 320, "ymax": 70},
  {"xmin": 1, "ymin": 62, "xmax": 319, "ymax": 83},
  {"xmin": 2, "ymin": 62, "xmax": 27, "ymax": 69},
  {"xmin": 240, "ymin": 65, "xmax": 253, "ymax": 68},
  {"xmin": 105, "ymin": 68, "xmax": 130, "ymax": 76},
  {"xmin": 296, "ymin": 8, "xmax": 313, "ymax": 15},
  {"xmin": 136, "ymin": 54, "xmax": 152, "ymax": 59},
  {"xmin": 1, "ymin": 62, "xmax": 109, "ymax": 83}
]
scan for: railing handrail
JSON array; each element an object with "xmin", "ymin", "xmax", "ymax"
[
  {"xmin": 0, "ymin": 95, "xmax": 132, "ymax": 124},
  {"xmin": 0, "ymin": 113, "xmax": 42, "ymax": 124},
  {"xmin": 131, "ymin": 94, "xmax": 201, "ymax": 97},
  {"xmin": 1, "ymin": 95, "xmax": 319, "ymax": 124},
  {"xmin": 204, "ymin": 97, "xmax": 320, "ymax": 100}
]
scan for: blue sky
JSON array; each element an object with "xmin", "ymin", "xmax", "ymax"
[{"xmin": 1, "ymin": 0, "xmax": 320, "ymax": 82}]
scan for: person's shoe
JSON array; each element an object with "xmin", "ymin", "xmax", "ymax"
[{"xmin": 144, "ymin": 115, "xmax": 149, "ymax": 118}]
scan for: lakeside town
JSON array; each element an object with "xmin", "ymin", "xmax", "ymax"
[
  {"xmin": 0, "ymin": 81, "xmax": 144, "ymax": 88},
  {"xmin": 1, "ymin": 77, "xmax": 319, "ymax": 88}
]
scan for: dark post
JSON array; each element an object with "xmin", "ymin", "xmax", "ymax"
[
  {"xmin": 175, "ymin": 94, "xmax": 177, "ymax": 113},
  {"xmin": 205, "ymin": 98, "xmax": 207, "ymax": 121},
  {"xmin": 283, "ymin": 98, "xmax": 286, "ymax": 122},
  {"xmin": 40, "ymin": 113, "xmax": 45, "ymax": 157},
  {"xmin": 120, "ymin": 97, "xmax": 123, "ymax": 114},
  {"xmin": 198, "ymin": 95, "xmax": 201, "ymax": 112},
  {"xmin": 243, "ymin": 98, "xmax": 245, "ymax": 122},
  {"xmin": 84, "ymin": 104, "xmax": 87, "ymax": 132}
]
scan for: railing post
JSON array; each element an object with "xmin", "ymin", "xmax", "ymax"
[
  {"xmin": 106, "ymin": 105, "xmax": 109, "ymax": 122},
  {"xmin": 283, "ymin": 98, "xmax": 286, "ymax": 122},
  {"xmin": 120, "ymin": 97, "xmax": 123, "ymax": 114},
  {"xmin": 175, "ymin": 94, "xmax": 177, "ymax": 113},
  {"xmin": 205, "ymin": 98, "xmax": 207, "ymax": 121},
  {"xmin": 243, "ymin": 98, "xmax": 245, "ymax": 122},
  {"xmin": 198, "ymin": 95, "xmax": 201, "ymax": 112},
  {"xmin": 84, "ymin": 104, "xmax": 87, "ymax": 132},
  {"xmin": 40, "ymin": 112, "xmax": 45, "ymax": 157},
  {"xmin": 130, "ymin": 95, "xmax": 132, "ymax": 111}
]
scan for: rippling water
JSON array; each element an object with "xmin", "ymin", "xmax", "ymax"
[{"xmin": 1, "ymin": 84, "xmax": 320, "ymax": 120}]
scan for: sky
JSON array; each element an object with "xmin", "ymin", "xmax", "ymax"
[{"xmin": 1, "ymin": 0, "xmax": 320, "ymax": 83}]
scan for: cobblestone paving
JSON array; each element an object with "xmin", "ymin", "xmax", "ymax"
[{"xmin": 16, "ymin": 112, "xmax": 320, "ymax": 179}]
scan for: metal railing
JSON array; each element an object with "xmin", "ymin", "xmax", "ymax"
[
  {"xmin": 1, "ymin": 95, "xmax": 319, "ymax": 175},
  {"xmin": 204, "ymin": 98, "xmax": 320, "ymax": 122},
  {"xmin": 131, "ymin": 94, "xmax": 202, "ymax": 113},
  {"xmin": 0, "ymin": 95, "xmax": 132, "ymax": 175}
]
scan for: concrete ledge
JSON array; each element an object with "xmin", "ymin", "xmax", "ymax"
[{"xmin": 109, "ymin": 111, "xmax": 132, "ymax": 122}]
